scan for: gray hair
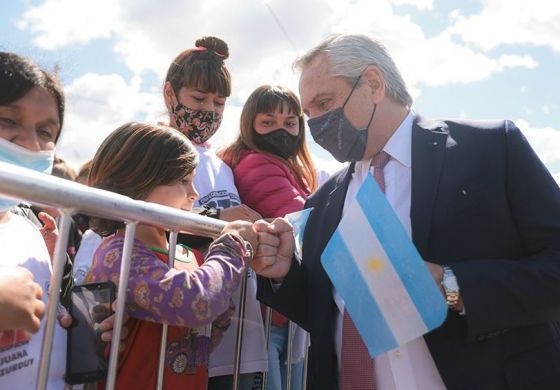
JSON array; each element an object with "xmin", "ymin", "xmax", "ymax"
[{"xmin": 294, "ymin": 33, "xmax": 412, "ymax": 107}]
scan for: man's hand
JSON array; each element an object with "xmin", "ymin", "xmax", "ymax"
[
  {"xmin": 38, "ymin": 212, "xmax": 58, "ymax": 260},
  {"xmin": 220, "ymin": 205, "xmax": 262, "ymax": 223},
  {"xmin": 424, "ymin": 261, "xmax": 444, "ymax": 290},
  {"xmin": 251, "ymin": 218, "xmax": 295, "ymax": 281},
  {"xmin": 0, "ymin": 267, "xmax": 45, "ymax": 333}
]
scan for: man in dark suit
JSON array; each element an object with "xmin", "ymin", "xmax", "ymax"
[{"xmin": 251, "ymin": 33, "xmax": 560, "ymax": 390}]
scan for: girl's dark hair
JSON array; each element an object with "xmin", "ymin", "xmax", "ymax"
[
  {"xmin": 219, "ymin": 85, "xmax": 318, "ymax": 192},
  {"xmin": 0, "ymin": 52, "xmax": 65, "ymax": 142},
  {"xmin": 89, "ymin": 122, "xmax": 199, "ymax": 236},
  {"xmin": 165, "ymin": 36, "xmax": 231, "ymax": 97}
]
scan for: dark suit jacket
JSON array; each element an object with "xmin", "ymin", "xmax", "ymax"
[{"xmin": 258, "ymin": 116, "xmax": 560, "ymax": 390}]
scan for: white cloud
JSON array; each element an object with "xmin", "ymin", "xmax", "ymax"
[
  {"xmin": 448, "ymin": 0, "xmax": 560, "ymax": 52},
  {"xmin": 16, "ymin": 0, "xmax": 558, "ymax": 181},
  {"xmin": 17, "ymin": 0, "xmax": 120, "ymax": 50},
  {"xmin": 541, "ymin": 104, "xmax": 557, "ymax": 115},
  {"xmin": 56, "ymin": 73, "xmax": 161, "ymax": 168},
  {"xmin": 397, "ymin": 33, "xmax": 537, "ymax": 88},
  {"xmin": 517, "ymin": 120, "xmax": 560, "ymax": 183},
  {"xmin": 390, "ymin": 0, "xmax": 433, "ymax": 10},
  {"xmin": 17, "ymin": 0, "xmax": 541, "ymax": 95},
  {"xmin": 320, "ymin": 1, "xmax": 538, "ymax": 89}
]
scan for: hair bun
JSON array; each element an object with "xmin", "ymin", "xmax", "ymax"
[{"xmin": 195, "ymin": 36, "xmax": 229, "ymax": 60}]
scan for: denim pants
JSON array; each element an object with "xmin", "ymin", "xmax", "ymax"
[{"xmin": 266, "ymin": 324, "xmax": 303, "ymax": 390}]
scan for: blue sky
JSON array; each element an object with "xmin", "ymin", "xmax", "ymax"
[{"xmin": 1, "ymin": 0, "xmax": 559, "ymax": 182}]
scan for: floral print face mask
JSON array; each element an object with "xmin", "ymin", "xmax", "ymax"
[{"xmin": 169, "ymin": 103, "xmax": 223, "ymax": 144}]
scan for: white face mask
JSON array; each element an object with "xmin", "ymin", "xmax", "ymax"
[{"xmin": 0, "ymin": 137, "xmax": 54, "ymax": 211}]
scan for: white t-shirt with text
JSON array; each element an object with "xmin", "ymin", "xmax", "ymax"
[
  {"xmin": 194, "ymin": 145, "xmax": 268, "ymax": 377},
  {"xmin": 0, "ymin": 213, "xmax": 66, "ymax": 389}
]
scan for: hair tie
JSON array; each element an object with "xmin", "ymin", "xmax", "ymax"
[{"xmin": 193, "ymin": 46, "xmax": 226, "ymax": 59}]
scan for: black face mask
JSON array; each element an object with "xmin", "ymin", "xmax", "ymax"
[
  {"xmin": 307, "ymin": 72, "xmax": 376, "ymax": 162},
  {"xmin": 253, "ymin": 128, "xmax": 301, "ymax": 160}
]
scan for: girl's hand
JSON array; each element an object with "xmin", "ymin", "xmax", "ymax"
[
  {"xmin": 221, "ymin": 220, "xmax": 258, "ymax": 252},
  {"xmin": 38, "ymin": 212, "xmax": 58, "ymax": 260},
  {"xmin": 60, "ymin": 301, "xmax": 130, "ymax": 352}
]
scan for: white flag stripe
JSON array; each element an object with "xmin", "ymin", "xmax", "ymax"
[{"xmin": 338, "ymin": 199, "xmax": 428, "ymax": 342}]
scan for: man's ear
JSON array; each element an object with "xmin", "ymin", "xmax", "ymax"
[
  {"xmin": 163, "ymin": 82, "xmax": 176, "ymax": 107},
  {"xmin": 362, "ymin": 65, "xmax": 385, "ymax": 103}
]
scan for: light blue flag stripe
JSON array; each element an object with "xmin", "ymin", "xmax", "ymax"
[
  {"xmin": 324, "ymin": 230, "xmax": 398, "ymax": 354},
  {"xmin": 321, "ymin": 173, "xmax": 447, "ymax": 357},
  {"xmin": 285, "ymin": 208, "xmax": 313, "ymax": 262},
  {"xmin": 337, "ymin": 198, "xmax": 428, "ymax": 346},
  {"xmin": 355, "ymin": 175, "xmax": 447, "ymax": 329}
]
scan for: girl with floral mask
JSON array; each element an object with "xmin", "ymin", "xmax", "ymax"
[
  {"xmin": 163, "ymin": 37, "xmax": 267, "ymax": 390},
  {"xmin": 163, "ymin": 37, "xmax": 261, "ymax": 224},
  {"xmin": 0, "ymin": 51, "xmax": 67, "ymax": 389},
  {"xmin": 219, "ymin": 85, "xmax": 318, "ymax": 390}
]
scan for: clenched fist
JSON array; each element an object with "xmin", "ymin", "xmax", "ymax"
[{"xmin": 0, "ymin": 267, "xmax": 45, "ymax": 333}]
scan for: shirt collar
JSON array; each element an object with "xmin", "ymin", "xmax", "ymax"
[
  {"xmin": 383, "ymin": 110, "xmax": 414, "ymax": 169},
  {"xmin": 354, "ymin": 110, "xmax": 414, "ymax": 175}
]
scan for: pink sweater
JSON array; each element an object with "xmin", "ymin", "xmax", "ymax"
[
  {"xmin": 231, "ymin": 151, "xmax": 310, "ymax": 218},
  {"xmin": 229, "ymin": 150, "xmax": 310, "ymax": 327}
]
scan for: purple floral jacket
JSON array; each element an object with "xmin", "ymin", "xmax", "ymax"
[{"xmin": 86, "ymin": 233, "xmax": 251, "ymax": 336}]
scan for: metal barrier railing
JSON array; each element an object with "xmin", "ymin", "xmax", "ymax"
[
  {"xmin": 0, "ymin": 161, "xmax": 308, "ymax": 390},
  {"xmin": 156, "ymin": 231, "xmax": 178, "ymax": 390},
  {"xmin": 261, "ymin": 307, "xmax": 273, "ymax": 389}
]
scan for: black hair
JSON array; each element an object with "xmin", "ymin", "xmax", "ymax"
[{"xmin": 0, "ymin": 52, "xmax": 65, "ymax": 142}]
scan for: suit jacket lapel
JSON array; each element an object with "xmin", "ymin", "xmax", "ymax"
[
  {"xmin": 313, "ymin": 162, "xmax": 355, "ymax": 257},
  {"xmin": 411, "ymin": 115, "xmax": 451, "ymax": 257}
]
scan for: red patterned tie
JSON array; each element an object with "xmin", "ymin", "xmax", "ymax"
[
  {"xmin": 340, "ymin": 151, "xmax": 391, "ymax": 390},
  {"xmin": 371, "ymin": 151, "xmax": 391, "ymax": 192}
]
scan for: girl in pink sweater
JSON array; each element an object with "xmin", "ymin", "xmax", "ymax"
[{"xmin": 220, "ymin": 85, "xmax": 318, "ymax": 390}]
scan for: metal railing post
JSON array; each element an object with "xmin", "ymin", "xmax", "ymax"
[
  {"xmin": 302, "ymin": 333, "xmax": 310, "ymax": 390},
  {"xmin": 261, "ymin": 306, "xmax": 273, "ymax": 390},
  {"xmin": 156, "ymin": 231, "xmax": 179, "ymax": 390},
  {"xmin": 232, "ymin": 270, "xmax": 249, "ymax": 390},
  {"xmin": 36, "ymin": 212, "xmax": 72, "ymax": 390},
  {"xmin": 285, "ymin": 321, "xmax": 294, "ymax": 390},
  {"xmin": 105, "ymin": 222, "xmax": 137, "ymax": 390}
]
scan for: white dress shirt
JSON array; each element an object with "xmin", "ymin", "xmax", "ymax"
[{"xmin": 334, "ymin": 111, "xmax": 447, "ymax": 390}]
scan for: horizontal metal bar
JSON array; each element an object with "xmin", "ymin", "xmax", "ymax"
[{"xmin": 0, "ymin": 162, "xmax": 226, "ymax": 238}]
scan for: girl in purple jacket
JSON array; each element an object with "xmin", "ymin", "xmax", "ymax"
[
  {"xmin": 220, "ymin": 85, "xmax": 318, "ymax": 390},
  {"xmin": 86, "ymin": 122, "xmax": 257, "ymax": 389}
]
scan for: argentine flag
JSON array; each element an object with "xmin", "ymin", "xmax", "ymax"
[
  {"xmin": 321, "ymin": 174, "xmax": 447, "ymax": 357},
  {"xmin": 285, "ymin": 207, "xmax": 313, "ymax": 263}
]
